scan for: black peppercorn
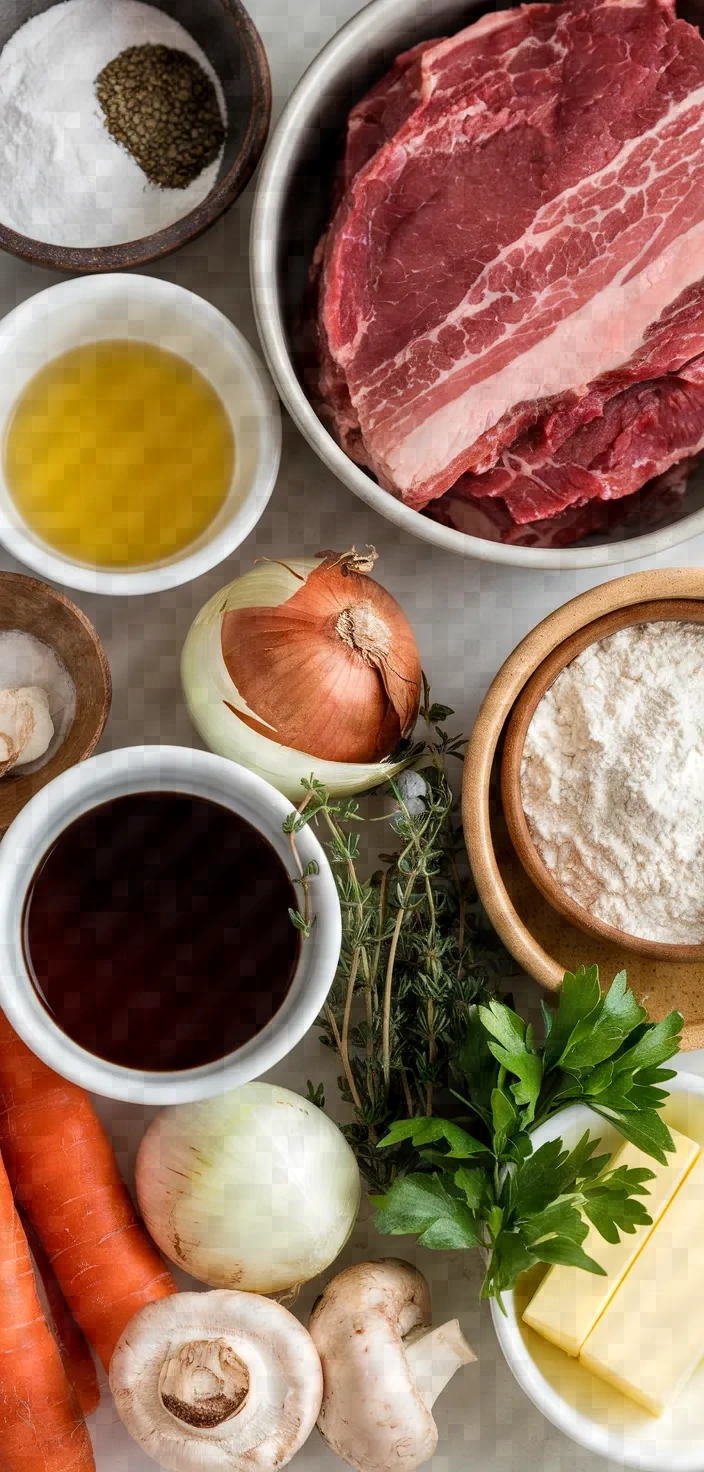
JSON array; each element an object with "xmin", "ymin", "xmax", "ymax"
[{"xmin": 96, "ymin": 43, "xmax": 225, "ymax": 190}]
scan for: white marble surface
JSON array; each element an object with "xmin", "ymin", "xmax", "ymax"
[{"xmin": 1, "ymin": 0, "xmax": 704, "ymax": 1466}]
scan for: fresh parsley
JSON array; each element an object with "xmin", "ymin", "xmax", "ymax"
[{"xmin": 372, "ymin": 966, "xmax": 683, "ymax": 1305}]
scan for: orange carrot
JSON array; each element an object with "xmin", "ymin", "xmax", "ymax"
[
  {"xmin": 0, "ymin": 1149, "xmax": 95, "ymax": 1470},
  {"xmin": 21, "ymin": 1208, "xmax": 101, "ymax": 1418},
  {"xmin": 0, "ymin": 1013, "xmax": 177, "ymax": 1371}
]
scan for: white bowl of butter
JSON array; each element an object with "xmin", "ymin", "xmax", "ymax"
[{"xmin": 492, "ymin": 1070, "xmax": 704, "ymax": 1470}]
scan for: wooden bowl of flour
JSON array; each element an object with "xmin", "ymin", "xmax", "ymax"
[
  {"xmin": 463, "ymin": 568, "xmax": 704, "ymax": 1048},
  {"xmin": 501, "ymin": 598, "xmax": 704, "ymax": 963}
]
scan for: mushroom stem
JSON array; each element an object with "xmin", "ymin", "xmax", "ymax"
[
  {"xmin": 158, "ymin": 1337, "xmax": 250, "ymax": 1429},
  {"xmin": 403, "ymin": 1321, "xmax": 476, "ymax": 1412}
]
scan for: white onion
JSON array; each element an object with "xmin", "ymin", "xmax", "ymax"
[
  {"xmin": 180, "ymin": 558, "xmax": 418, "ymax": 802},
  {"xmin": 135, "ymin": 1083, "xmax": 361, "ymax": 1293}
]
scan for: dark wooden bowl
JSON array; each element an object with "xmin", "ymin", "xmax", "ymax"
[
  {"xmin": 0, "ymin": 0, "xmax": 271, "ymax": 272},
  {"xmin": 0, "ymin": 574, "xmax": 111, "ymax": 834},
  {"xmin": 501, "ymin": 599, "xmax": 704, "ymax": 962}
]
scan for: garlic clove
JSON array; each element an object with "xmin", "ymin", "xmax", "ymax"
[
  {"xmin": 12, "ymin": 686, "xmax": 54, "ymax": 766},
  {"xmin": 0, "ymin": 690, "xmax": 32, "ymax": 773},
  {"xmin": 0, "ymin": 686, "xmax": 54, "ymax": 775},
  {"xmin": 0, "ymin": 688, "xmax": 33, "ymax": 773}
]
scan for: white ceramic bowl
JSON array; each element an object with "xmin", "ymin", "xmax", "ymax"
[
  {"xmin": 0, "ymin": 745, "xmax": 340, "ymax": 1104},
  {"xmin": 251, "ymin": 0, "xmax": 704, "ymax": 569},
  {"xmin": 0, "ymin": 274, "xmax": 281, "ymax": 595},
  {"xmin": 492, "ymin": 1069, "xmax": 704, "ymax": 1470}
]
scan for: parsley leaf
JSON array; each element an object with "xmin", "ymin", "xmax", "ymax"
[
  {"xmin": 377, "ymin": 1117, "xmax": 487, "ymax": 1158},
  {"xmin": 373, "ymin": 1173, "xmax": 482, "ymax": 1249},
  {"xmin": 372, "ymin": 964, "xmax": 683, "ymax": 1304}
]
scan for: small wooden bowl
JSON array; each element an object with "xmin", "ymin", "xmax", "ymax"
[
  {"xmin": 0, "ymin": 0, "xmax": 271, "ymax": 272},
  {"xmin": 501, "ymin": 599, "xmax": 704, "ymax": 962},
  {"xmin": 462, "ymin": 568, "xmax": 704, "ymax": 1049},
  {"xmin": 0, "ymin": 573, "xmax": 111, "ymax": 833}
]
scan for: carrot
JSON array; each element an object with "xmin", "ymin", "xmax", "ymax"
[
  {"xmin": 21, "ymin": 1208, "xmax": 101, "ymax": 1418},
  {"xmin": 0, "ymin": 1149, "xmax": 95, "ymax": 1470},
  {"xmin": 0, "ymin": 1012, "xmax": 177, "ymax": 1371}
]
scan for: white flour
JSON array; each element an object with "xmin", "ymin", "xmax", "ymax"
[
  {"xmin": 520, "ymin": 620, "xmax": 704, "ymax": 945},
  {"xmin": 0, "ymin": 0, "xmax": 226, "ymax": 247}
]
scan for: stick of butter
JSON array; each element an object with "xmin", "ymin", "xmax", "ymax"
[
  {"xmin": 522, "ymin": 1127, "xmax": 700, "ymax": 1356},
  {"xmin": 579, "ymin": 1152, "xmax": 704, "ymax": 1415}
]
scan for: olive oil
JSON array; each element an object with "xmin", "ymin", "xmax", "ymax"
[{"xmin": 4, "ymin": 340, "xmax": 235, "ymax": 568}]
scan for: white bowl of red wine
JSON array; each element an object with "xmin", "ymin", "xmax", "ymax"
[{"xmin": 0, "ymin": 746, "xmax": 341, "ymax": 1103}]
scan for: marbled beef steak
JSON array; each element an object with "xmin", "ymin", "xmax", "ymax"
[{"xmin": 314, "ymin": 0, "xmax": 704, "ymax": 525}]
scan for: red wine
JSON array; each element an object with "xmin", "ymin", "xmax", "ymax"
[{"xmin": 23, "ymin": 792, "xmax": 300, "ymax": 1072}]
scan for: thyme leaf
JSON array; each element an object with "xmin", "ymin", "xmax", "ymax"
[{"xmin": 286, "ymin": 685, "xmax": 507, "ymax": 1189}]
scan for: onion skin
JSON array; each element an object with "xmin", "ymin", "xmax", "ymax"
[
  {"xmin": 221, "ymin": 553, "xmax": 421, "ymax": 764},
  {"xmin": 181, "ymin": 559, "xmax": 419, "ymax": 802}
]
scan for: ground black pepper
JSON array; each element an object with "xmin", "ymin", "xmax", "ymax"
[{"xmin": 96, "ymin": 43, "xmax": 225, "ymax": 190}]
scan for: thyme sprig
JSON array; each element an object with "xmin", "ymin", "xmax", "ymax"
[{"xmin": 284, "ymin": 681, "xmax": 507, "ymax": 1189}]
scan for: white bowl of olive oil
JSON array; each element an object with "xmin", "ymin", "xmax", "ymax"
[{"xmin": 0, "ymin": 274, "xmax": 281, "ymax": 595}]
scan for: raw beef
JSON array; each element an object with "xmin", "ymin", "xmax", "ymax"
[
  {"xmin": 340, "ymin": 41, "xmax": 440, "ymax": 192},
  {"xmin": 427, "ymin": 459, "xmax": 694, "ymax": 545},
  {"xmin": 456, "ymin": 355, "xmax": 704, "ymax": 521},
  {"xmin": 314, "ymin": 0, "xmax": 704, "ymax": 524}
]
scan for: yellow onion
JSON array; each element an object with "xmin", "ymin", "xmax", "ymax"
[{"xmin": 181, "ymin": 548, "xmax": 421, "ymax": 801}]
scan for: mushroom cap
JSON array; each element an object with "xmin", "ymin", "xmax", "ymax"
[
  {"xmin": 308, "ymin": 1259, "xmax": 437, "ymax": 1472},
  {"xmin": 110, "ymin": 1290, "xmax": 323, "ymax": 1472}
]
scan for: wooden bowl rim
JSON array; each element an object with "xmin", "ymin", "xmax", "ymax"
[
  {"xmin": 0, "ymin": 573, "xmax": 111, "ymax": 832},
  {"xmin": 461, "ymin": 567, "xmax": 704, "ymax": 1048},
  {"xmin": 0, "ymin": 0, "xmax": 272, "ymax": 273},
  {"xmin": 501, "ymin": 598, "xmax": 704, "ymax": 962}
]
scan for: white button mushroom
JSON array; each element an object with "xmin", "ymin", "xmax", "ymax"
[
  {"xmin": 308, "ymin": 1258, "xmax": 476, "ymax": 1472},
  {"xmin": 0, "ymin": 686, "xmax": 53, "ymax": 774},
  {"xmin": 109, "ymin": 1290, "xmax": 323, "ymax": 1472}
]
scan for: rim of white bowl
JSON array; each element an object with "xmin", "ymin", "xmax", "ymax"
[
  {"xmin": 0, "ymin": 746, "xmax": 341, "ymax": 1104},
  {"xmin": 491, "ymin": 1071, "xmax": 704, "ymax": 1471},
  {"xmin": 0, "ymin": 274, "xmax": 282, "ymax": 597},
  {"xmin": 250, "ymin": 0, "xmax": 704, "ymax": 570}
]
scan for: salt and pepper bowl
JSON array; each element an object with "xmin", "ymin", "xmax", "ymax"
[
  {"xmin": 500, "ymin": 598, "xmax": 704, "ymax": 963},
  {"xmin": 0, "ymin": 0, "xmax": 271, "ymax": 272},
  {"xmin": 0, "ymin": 572, "xmax": 111, "ymax": 834}
]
